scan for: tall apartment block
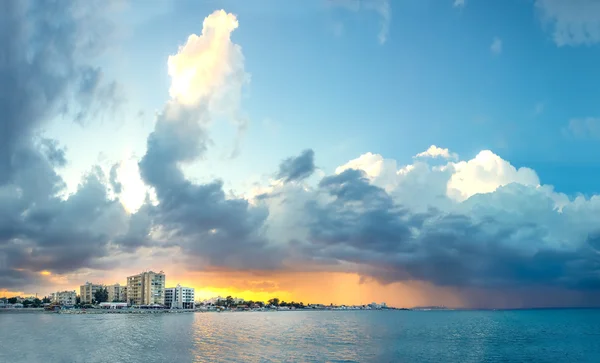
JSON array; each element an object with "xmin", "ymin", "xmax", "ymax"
[
  {"xmin": 165, "ymin": 284, "xmax": 195, "ymax": 309},
  {"xmin": 126, "ymin": 271, "xmax": 165, "ymax": 306},
  {"xmin": 106, "ymin": 283, "xmax": 127, "ymax": 302},
  {"xmin": 80, "ymin": 282, "xmax": 103, "ymax": 304}
]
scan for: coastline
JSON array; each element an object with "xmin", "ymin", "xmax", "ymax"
[{"xmin": 0, "ymin": 308, "xmax": 403, "ymax": 314}]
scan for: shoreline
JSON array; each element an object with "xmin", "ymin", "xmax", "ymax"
[{"xmin": 0, "ymin": 308, "xmax": 402, "ymax": 314}]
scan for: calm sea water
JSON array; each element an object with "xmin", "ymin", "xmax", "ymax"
[{"xmin": 1, "ymin": 309, "xmax": 599, "ymax": 362}]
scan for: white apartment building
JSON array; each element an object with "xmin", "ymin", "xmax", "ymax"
[
  {"xmin": 127, "ymin": 271, "xmax": 165, "ymax": 306},
  {"xmin": 80, "ymin": 282, "xmax": 103, "ymax": 304},
  {"xmin": 165, "ymin": 284, "xmax": 195, "ymax": 309},
  {"xmin": 106, "ymin": 283, "xmax": 127, "ymax": 302},
  {"xmin": 51, "ymin": 290, "xmax": 77, "ymax": 306}
]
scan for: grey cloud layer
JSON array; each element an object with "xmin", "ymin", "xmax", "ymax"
[
  {"xmin": 276, "ymin": 149, "xmax": 315, "ymax": 183},
  {"xmin": 0, "ymin": 0, "xmax": 126, "ymax": 290}
]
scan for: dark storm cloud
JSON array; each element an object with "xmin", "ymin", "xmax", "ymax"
[
  {"xmin": 304, "ymin": 168, "xmax": 600, "ymax": 295},
  {"xmin": 113, "ymin": 202, "xmax": 153, "ymax": 251},
  {"xmin": 39, "ymin": 139, "xmax": 68, "ymax": 168},
  {"xmin": 109, "ymin": 163, "xmax": 123, "ymax": 194},
  {"xmin": 276, "ymin": 149, "xmax": 315, "ymax": 182},
  {"xmin": 139, "ymin": 103, "xmax": 210, "ymax": 189},
  {"xmin": 0, "ymin": 0, "xmax": 126, "ymax": 289},
  {"xmin": 139, "ymin": 101, "xmax": 284, "ymax": 271},
  {"xmin": 2, "ymin": 168, "xmax": 125, "ymax": 274},
  {"xmin": 0, "ymin": 0, "xmax": 120, "ymax": 183}
]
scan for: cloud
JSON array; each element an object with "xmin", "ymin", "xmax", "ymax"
[
  {"xmin": 109, "ymin": 163, "xmax": 123, "ymax": 194},
  {"xmin": 253, "ymin": 143, "xmax": 600, "ymax": 306},
  {"xmin": 0, "ymin": 0, "xmax": 128, "ymax": 291},
  {"xmin": 447, "ymin": 150, "xmax": 540, "ymax": 202},
  {"xmin": 138, "ymin": 10, "xmax": 283, "ymax": 272},
  {"xmin": 414, "ymin": 145, "xmax": 458, "ymax": 161},
  {"xmin": 490, "ymin": 37, "xmax": 502, "ymax": 54},
  {"xmin": 453, "ymin": 0, "xmax": 465, "ymax": 8},
  {"xmin": 567, "ymin": 117, "xmax": 600, "ymax": 139},
  {"xmin": 276, "ymin": 149, "xmax": 316, "ymax": 183},
  {"xmin": 166, "ymin": 9, "xmax": 249, "ymax": 158},
  {"xmin": 328, "ymin": 0, "xmax": 391, "ymax": 44},
  {"xmin": 535, "ymin": 0, "xmax": 600, "ymax": 46},
  {"xmin": 167, "ymin": 10, "xmax": 245, "ymax": 108}
]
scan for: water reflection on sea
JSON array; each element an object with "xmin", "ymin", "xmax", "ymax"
[{"xmin": 1, "ymin": 309, "xmax": 600, "ymax": 362}]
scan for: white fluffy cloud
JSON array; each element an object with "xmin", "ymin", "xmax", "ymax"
[
  {"xmin": 415, "ymin": 145, "xmax": 458, "ymax": 160},
  {"xmin": 259, "ymin": 145, "xmax": 597, "ymax": 260},
  {"xmin": 330, "ymin": 146, "xmax": 540, "ymax": 207},
  {"xmin": 167, "ymin": 10, "xmax": 246, "ymax": 109},
  {"xmin": 447, "ymin": 150, "xmax": 540, "ymax": 202}
]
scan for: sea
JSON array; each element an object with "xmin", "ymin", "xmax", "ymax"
[{"xmin": 1, "ymin": 309, "xmax": 599, "ymax": 362}]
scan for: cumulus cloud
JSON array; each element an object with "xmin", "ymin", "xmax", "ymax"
[
  {"xmin": 167, "ymin": 9, "xmax": 249, "ymax": 157},
  {"xmin": 328, "ymin": 0, "xmax": 391, "ymax": 44},
  {"xmin": 447, "ymin": 150, "xmax": 540, "ymax": 202},
  {"xmin": 253, "ymin": 143, "xmax": 600, "ymax": 306},
  {"xmin": 138, "ymin": 10, "xmax": 283, "ymax": 272},
  {"xmin": 415, "ymin": 145, "xmax": 458, "ymax": 161},
  {"xmin": 167, "ymin": 10, "xmax": 246, "ymax": 109},
  {"xmin": 535, "ymin": 0, "xmax": 600, "ymax": 46}
]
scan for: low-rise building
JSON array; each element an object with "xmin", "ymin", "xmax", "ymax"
[
  {"xmin": 165, "ymin": 284, "xmax": 195, "ymax": 309},
  {"xmin": 51, "ymin": 291, "xmax": 77, "ymax": 306},
  {"xmin": 80, "ymin": 282, "xmax": 103, "ymax": 304}
]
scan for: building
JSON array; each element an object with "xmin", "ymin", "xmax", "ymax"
[
  {"xmin": 127, "ymin": 271, "xmax": 165, "ymax": 306},
  {"xmin": 165, "ymin": 284, "xmax": 195, "ymax": 309},
  {"xmin": 106, "ymin": 284, "xmax": 127, "ymax": 302},
  {"xmin": 80, "ymin": 282, "xmax": 103, "ymax": 304},
  {"xmin": 51, "ymin": 291, "xmax": 77, "ymax": 306},
  {"xmin": 99, "ymin": 302, "xmax": 128, "ymax": 310}
]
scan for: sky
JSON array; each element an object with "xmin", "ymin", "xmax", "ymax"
[{"xmin": 2, "ymin": 0, "xmax": 600, "ymax": 309}]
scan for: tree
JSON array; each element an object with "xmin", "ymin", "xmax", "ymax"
[
  {"xmin": 42, "ymin": 296, "xmax": 51, "ymax": 304},
  {"xmin": 93, "ymin": 288, "xmax": 109, "ymax": 304},
  {"xmin": 268, "ymin": 298, "xmax": 280, "ymax": 307},
  {"xmin": 225, "ymin": 296, "xmax": 234, "ymax": 307},
  {"xmin": 23, "ymin": 300, "xmax": 33, "ymax": 307},
  {"xmin": 7, "ymin": 297, "xmax": 17, "ymax": 304},
  {"xmin": 76, "ymin": 296, "xmax": 81, "ymax": 304},
  {"xmin": 33, "ymin": 298, "xmax": 42, "ymax": 308}
]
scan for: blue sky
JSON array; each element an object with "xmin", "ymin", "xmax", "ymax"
[{"xmin": 45, "ymin": 0, "xmax": 600, "ymax": 197}]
